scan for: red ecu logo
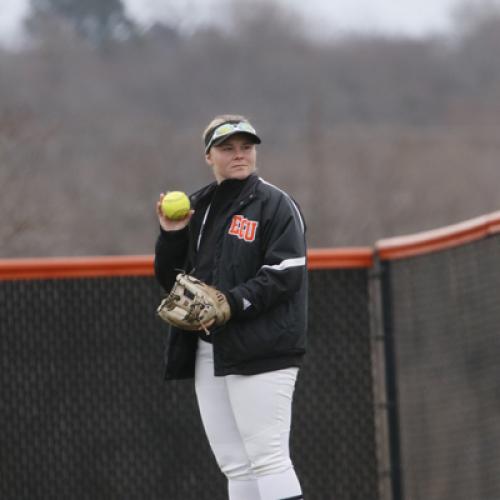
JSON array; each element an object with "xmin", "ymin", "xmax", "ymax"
[{"xmin": 228, "ymin": 215, "xmax": 258, "ymax": 242}]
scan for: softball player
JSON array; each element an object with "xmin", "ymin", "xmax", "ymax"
[{"xmin": 154, "ymin": 114, "xmax": 307, "ymax": 500}]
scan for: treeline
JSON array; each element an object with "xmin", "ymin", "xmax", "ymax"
[{"xmin": 1, "ymin": 0, "xmax": 500, "ymax": 256}]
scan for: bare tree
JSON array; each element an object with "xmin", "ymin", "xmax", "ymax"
[
  {"xmin": 29, "ymin": 0, "xmax": 136, "ymax": 44},
  {"xmin": 1, "ymin": 0, "xmax": 500, "ymax": 256}
]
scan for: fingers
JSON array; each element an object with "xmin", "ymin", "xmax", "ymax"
[
  {"xmin": 198, "ymin": 318, "xmax": 216, "ymax": 334},
  {"xmin": 156, "ymin": 193, "xmax": 194, "ymax": 232},
  {"xmin": 156, "ymin": 192, "xmax": 165, "ymax": 216},
  {"xmin": 156, "ymin": 201, "xmax": 194, "ymax": 231}
]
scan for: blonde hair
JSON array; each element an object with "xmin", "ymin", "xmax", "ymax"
[{"xmin": 203, "ymin": 114, "xmax": 250, "ymax": 146}]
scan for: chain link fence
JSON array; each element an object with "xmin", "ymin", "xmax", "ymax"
[
  {"xmin": 0, "ymin": 267, "xmax": 378, "ymax": 500},
  {"xmin": 380, "ymin": 233, "xmax": 500, "ymax": 500},
  {"xmin": 3, "ymin": 220, "xmax": 499, "ymax": 500}
]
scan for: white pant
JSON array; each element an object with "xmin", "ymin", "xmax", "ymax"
[{"xmin": 194, "ymin": 338, "xmax": 303, "ymax": 500}]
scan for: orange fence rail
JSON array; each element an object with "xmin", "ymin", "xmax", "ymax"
[
  {"xmin": 307, "ymin": 248, "xmax": 373, "ymax": 269},
  {"xmin": 2, "ymin": 210, "xmax": 500, "ymax": 280},
  {"xmin": 0, "ymin": 255, "xmax": 155, "ymax": 281},
  {"xmin": 376, "ymin": 211, "xmax": 500, "ymax": 261},
  {"xmin": 0, "ymin": 248, "xmax": 374, "ymax": 281}
]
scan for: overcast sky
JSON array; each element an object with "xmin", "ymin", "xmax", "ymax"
[
  {"xmin": 124, "ymin": 0, "xmax": 462, "ymax": 36},
  {"xmin": 0, "ymin": 0, "xmax": 477, "ymax": 47}
]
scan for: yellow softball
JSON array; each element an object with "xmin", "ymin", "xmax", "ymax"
[{"xmin": 161, "ymin": 191, "xmax": 191, "ymax": 220}]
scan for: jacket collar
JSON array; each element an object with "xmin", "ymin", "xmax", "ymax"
[{"xmin": 191, "ymin": 173, "xmax": 260, "ymax": 209}]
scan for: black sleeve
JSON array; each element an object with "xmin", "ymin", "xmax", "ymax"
[
  {"xmin": 154, "ymin": 226, "xmax": 189, "ymax": 292},
  {"xmin": 226, "ymin": 194, "xmax": 307, "ymax": 319}
]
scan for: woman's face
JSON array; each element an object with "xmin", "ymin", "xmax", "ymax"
[{"xmin": 205, "ymin": 134, "xmax": 257, "ymax": 183}]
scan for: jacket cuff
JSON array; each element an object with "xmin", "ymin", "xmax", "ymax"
[
  {"xmin": 223, "ymin": 290, "xmax": 240, "ymax": 318},
  {"xmin": 159, "ymin": 225, "xmax": 188, "ymax": 239},
  {"xmin": 224, "ymin": 288, "xmax": 258, "ymax": 320}
]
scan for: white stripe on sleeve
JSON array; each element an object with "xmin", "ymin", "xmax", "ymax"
[{"xmin": 262, "ymin": 257, "xmax": 306, "ymax": 272}]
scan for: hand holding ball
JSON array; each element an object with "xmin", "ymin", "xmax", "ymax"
[{"xmin": 161, "ymin": 191, "xmax": 191, "ymax": 220}]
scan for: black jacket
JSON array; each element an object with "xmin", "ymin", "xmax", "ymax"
[{"xmin": 154, "ymin": 173, "xmax": 308, "ymax": 379}]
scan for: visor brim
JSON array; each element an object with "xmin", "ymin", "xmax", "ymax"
[{"xmin": 206, "ymin": 131, "xmax": 261, "ymax": 153}]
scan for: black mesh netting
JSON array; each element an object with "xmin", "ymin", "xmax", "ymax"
[
  {"xmin": 298, "ymin": 270, "xmax": 379, "ymax": 500},
  {"xmin": 382, "ymin": 234, "xmax": 500, "ymax": 500},
  {"xmin": 0, "ymin": 270, "xmax": 379, "ymax": 500}
]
